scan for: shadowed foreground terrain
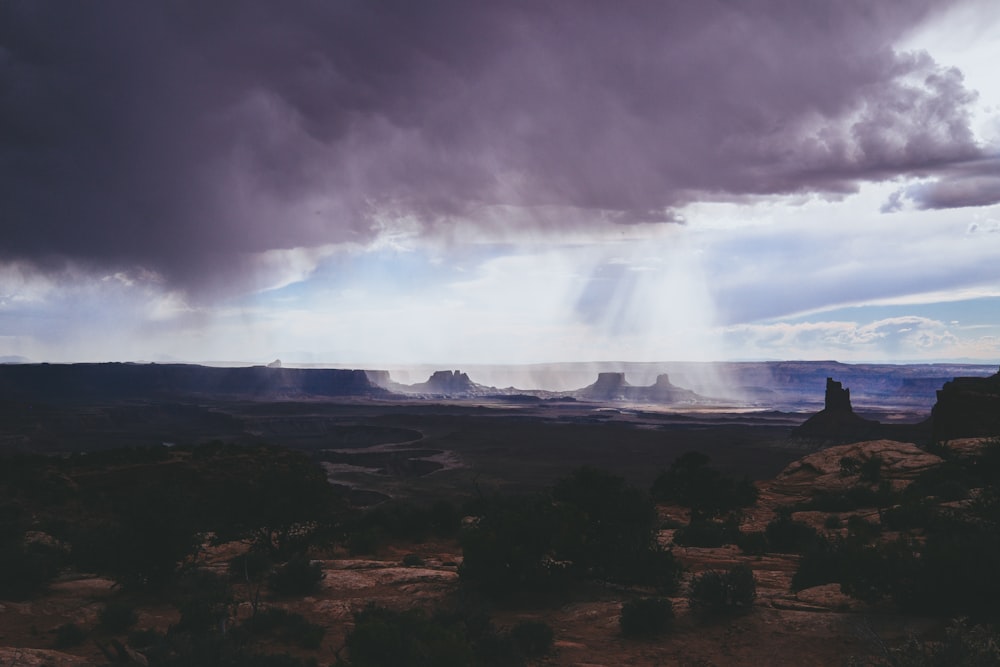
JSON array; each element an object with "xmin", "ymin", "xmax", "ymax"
[{"xmin": 2, "ymin": 363, "xmax": 1000, "ymax": 665}]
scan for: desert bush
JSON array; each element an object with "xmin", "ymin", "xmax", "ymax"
[
  {"xmin": 765, "ymin": 510, "xmax": 820, "ymax": 553},
  {"xmin": 269, "ymin": 554, "xmax": 324, "ymax": 596},
  {"xmin": 459, "ymin": 493, "xmax": 568, "ymax": 598},
  {"xmin": 651, "ymin": 452, "xmax": 758, "ymax": 514},
  {"xmin": 402, "ymin": 553, "xmax": 425, "ymax": 567},
  {"xmin": 228, "ymin": 549, "xmax": 273, "ymax": 582},
  {"xmin": 99, "ymin": 600, "xmax": 138, "ymax": 633},
  {"xmin": 882, "ymin": 499, "xmax": 937, "ymax": 532},
  {"xmin": 53, "ymin": 622, "xmax": 87, "ymax": 648},
  {"xmin": 791, "ymin": 536, "xmax": 842, "ymax": 591},
  {"xmin": 824, "ymin": 514, "xmax": 843, "ymax": 529},
  {"xmin": 857, "ymin": 619, "xmax": 1000, "ymax": 667},
  {"xmin": 846, "ymin": 516, "xmax": 882, "ymax": 544},
  {"xmin": 0, "ymin": 541, "xmax": 62, "ymax": 600},
  {"xmin": 346, "ymin": 499, "xmax": 462, "ymax": 546},
  {"xmin": 243, "ymin": 607, "xmax": 326, "ymax": 649},
  {"xmin": 508, "ymin": 620, "xmax": 554, "ymax": 657},
  {"xmin": 859, "ymin": 456, "xmax": 884, "ymax": 484},
  {"xmin": 461, "ymin": 468, "xmax": 681, "ymax": 599},
  {"xmin": 688, "ymin": 565, "xmax": 756, "ymax": 616},
  {"xmin": 839, "ymin": 456, "xmax": 861, "ymax": 476},
  {"xmin": 737, "ymin": 530, "xmax": 769, "ymax": 556},
  {"xmin": 673, "ymin": 514, "xmax": 741, "ymax": 548},
  {"xmin": 128, "ymin": 627, "xmax": 165, "ymax": 650},
  {"xmin": 552, "ymin": 466, "xmax": 659, "ymax": 582},
  {"xmin": 620, "ymin": 597, "xmax": 674, "ymax": 637},
  {"xmin": 799, "ymin": 484, "xmax": 896, "ymax": 513},
  {"xmin": 342, "ymin": 604, "xmax": 475, "ymax": 667},
  {"xmin": 635, "ymin": 545, "xmax": 685, "ymax": 595}
]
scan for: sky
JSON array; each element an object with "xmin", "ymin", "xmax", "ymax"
[{"xmin": 2, "ymin": 0, "xmax": 1000, "ymax": 366}]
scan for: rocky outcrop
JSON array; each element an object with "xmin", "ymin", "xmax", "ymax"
[
  {"xmin": 574, "ymin": 372, "xmax": 703, "ymax": 404},
  {"xmin": 771, "ymin": 440, "xmax": 944, "ymax": 496},
  {"xmin": 931, "ymin": 366, "xmax": 1000, "ymax": 441}
]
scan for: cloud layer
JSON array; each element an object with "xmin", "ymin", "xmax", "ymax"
[{"xmin": 2, "ymin": 0, "xmax": 996, "ymax": 296}]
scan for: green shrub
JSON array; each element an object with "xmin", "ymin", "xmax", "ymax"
[
  {"xmin": 688, "ymin": 565, "xmax": 756, "ymax": 616},
  {"xmin": 269, "ymin": 555, "xmax": 323, "ymax": 596}
]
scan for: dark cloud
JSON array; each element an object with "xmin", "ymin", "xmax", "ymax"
[
  {"xmin": 889, "ymin": 158, "xmax": 1000, "ymax": 209},
  {"xmin": 0, "ymin": 0, "xmax": 990, "ymax": 294}
]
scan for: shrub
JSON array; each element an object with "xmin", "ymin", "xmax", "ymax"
[
  {"xmin": 798, "ymin": 486, "xmax": 889, "ymax": 512},
  {"xmin": 459, "ymin": 493, "xmax": 567, "ymax": 598},
  {"xmin": 688, "ymin": 565, "xmax": 756, "ymax": 616},
  {"xmin": 673, "ymin": 515, "xmax": 741, "ymax": 548},
  {"xmin": 244, "ymin": 607, "xmax": 326, "ymax": 650},
  {"xmin": 651, "ymin": 452, "xmax": 758, "ymax": 514},
  {"xmin": 765, "ymin": 511, "xmax": 820, "ymax": 553},
  {"xmin": 846, "ymin": 515, "xmax": 882, "ymax": 542},
  {"xmin": 824, "ymin": 514, "xmax": 843, "ymax": 529},
  {"xmin": 791, "ymin": 536, "xmax": 841, "ymax": 591},
  {"xmin": 889, "ymin": 619, "xmax": 1000, "ymax": 667},
  {"xmin": 99, "ymin": 601, "xmax": 138, "ymax": 633},
  {"xmin": 859, "ymin": 456, "xmax": 883, "ymax": 484},
  {"xmin": 402, "ymin": 553, "xmax": 424, "ymax": 567},
  {"xmin": 228, "ymin": 549, "xmax": 273, "ymax": 582},
  {"xmin": 737, "ymin": 530, "xmax": 769, "ymax": 556},
  {"xmin": 269, "ymin": 555, "xmax": 323, "ymax": 597},
  {"xmin": 0, "ymin": 542, "xmax": 61, "ymax": 600},
  {"xmin": 634, "ymin": 546, "xmax": 684, "ymax": 595},
  {"xmin": 509, "ymin": 620, "xmax": 554, "ymax": 657},
  {"xmin": 53, "ymin": 622, "xmax": 87, "ymax": 648},
  {"xmin": 343, "ymin": 604, "xmax": 475, "ymax": 667},
  {"xmin": 620, "ymin": 597, "xmax": 674, "ymax": 637}
]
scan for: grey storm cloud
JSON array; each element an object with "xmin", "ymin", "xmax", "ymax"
[{"xmin": 0, "ymin": 0, "xmax": 993, "ymax": 294}]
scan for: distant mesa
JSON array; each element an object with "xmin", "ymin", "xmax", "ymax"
[
  {"xmin": 577, "ymin": 372, "xmax": 631, "ymax": 400},
  {"xmin": 932, "ymin": 366, "xmax": 1000, "ymax": 441},
  {"xmin": 364, "ymin": 369, "xmax": 493, "ymax": 397},
  {"xmin": 412, "ymin": 370, "xmax": 477, "ymax": 395},
  {"xmin": 0, "ymin": 363, "xmax": 390, "ymax": 401},
  {"xmin": 575, "ymin": 372, "xmax": 703, "ymax": 404}
]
